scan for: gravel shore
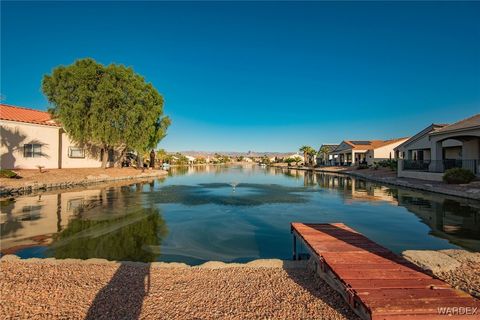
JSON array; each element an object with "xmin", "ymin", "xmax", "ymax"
[
  {"xmin": 0, "ymin": 257, "xmax": 358, "ymax": 320},
  {"xmin": 403, "ymin": 249, "xmax": 480, "ymax": 299}
]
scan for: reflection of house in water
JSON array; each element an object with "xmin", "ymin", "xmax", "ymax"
[
  {"xmin": 312, "ymin": 172, "xmax": 397, "ymax": 204},
  {"xmin": 1, "ymin": 190, "xmax": 102, "ymax": 254},
  {"xmin": 395, "ymin": 189, "xmax": 480, "ymax": 251},
  {"xmin": 312, "ymin": 172, "xmax": 480, "ymax": 250}
]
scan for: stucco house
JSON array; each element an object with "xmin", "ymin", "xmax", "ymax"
[
  {"xmin": 330, "ymin": 138, "xmax": 408, "ymax": 166},
  {"xmin": 395, "ymin": 124, "xmax": 450, "ymax": 162},
  {"xmin": 1, "ymin": 104, "xmax": 106, "ymax": 169},
  {"xmin": 397, "ymin": 113, "xmax": 480, "ymax": 181},
  {"xmin": 185, "ymin": 155, "xmax": 196, "ymax": 164}
]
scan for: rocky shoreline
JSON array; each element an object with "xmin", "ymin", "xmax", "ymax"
[{"xmin": 0, "ymin": 169, "xmax": 168, "ymax": 197}]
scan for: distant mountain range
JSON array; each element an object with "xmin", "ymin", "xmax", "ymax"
[{"xmin": 171, "ymin": 151, "xmax": 297, "ymax": 158}]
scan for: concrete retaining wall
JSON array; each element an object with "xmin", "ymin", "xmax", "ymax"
[{"xmin": 398, "ymin": 170, "xmax": 444, "ymax": 182}]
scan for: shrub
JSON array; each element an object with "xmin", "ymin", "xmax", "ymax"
[
  {"xmin": 357, "ymin": 163, "xmax": 369, "ymax": 170},
  {"xmin": 378, "ymin": 159, "xmax": 397, "ymax": 171},
  {"xmin": 0, "ymin": 169, "xmax": 18, "ymax": 179},
  {"xmin": 443, "ymin": 168, "xmax": 475, "ymax": 184}
]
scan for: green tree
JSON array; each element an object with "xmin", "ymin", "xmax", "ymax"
[
  {"xmin": 156, "ymin": 149, "xmax": 168, "ymax": 165},
  {"xmin": 299, "ymin": 146, "xmax": 316, "ymax": 166},
  {"xmin": 195, "ymin": 157, "xmax": 207, "ymax": 164},
  {"xmin": 175, "ymin": 153, "xmax": 189, "ymax": 165},
  {"xmin": 261, "ymin": 155, "xmax": 271, "ymax": 164},
  {"xmin": 284, "ymin": 157, "xmax": 295, "ymax": 166},
  {"xmin": 293, "ymin": 156, "xmax": 302, "ymax": 166},
  {"xmin": 318, "ymin": 145, "xmax": 330, "ymax": 165},
  {"xmin": 42, "ymin": 58, "xmax": 170, "ymax": 168}
]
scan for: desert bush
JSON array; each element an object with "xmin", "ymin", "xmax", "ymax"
[{"xmin": 443, "ymin": 168, "xmax": 475, "ymax": 184}]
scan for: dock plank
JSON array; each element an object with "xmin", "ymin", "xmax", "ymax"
[{"xmin": 291, "ymin": 222, "xmax": 480, "ymax": 320}]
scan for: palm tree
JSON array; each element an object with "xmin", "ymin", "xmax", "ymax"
[
  {"xmin": 299, "ymin": 145, "xmax": 316, "ymax": 166},
  {"xmin": 156, "ymin": 149, "xmax": 167, "ymax": 165},
  {"xmin": 307, "ymin": 148, "xmax": 317, "ymax": 166},
  {"xmin": 319, "ymin": 145, "xmax": 330, "ymax": 165}
]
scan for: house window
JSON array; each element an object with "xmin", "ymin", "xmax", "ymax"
[
  {"xmin": 24, "ymin": 144, "xmax": 42, "ymax": 158},
  {"xmin": 68, "ymin": 147, "xmax": 85, "ymax": 158}
]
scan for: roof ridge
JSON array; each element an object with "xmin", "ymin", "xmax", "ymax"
[{"xmin": 439, "ymin": 113, "xmax": 480, "ymax": 130}]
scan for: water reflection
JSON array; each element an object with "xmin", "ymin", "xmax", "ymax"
[
  {"xmin": 50, "ymin": 207, "xmax": 167, "ymax": 262},
  {"xmin": 151, "ymin": 183, "xmax": 316, "ymax": 206},
  {"xmin": 1, "ymin": 181, "xmax": 168, "ymax": 261},
  {"xmin": 305, "ymin": 170, "xmax": 480, "ymax": 251},
  {"xmin": 1, "ymin": 166, "xmax": 479, "ymax": 263},
  {"xmin": 168, "ymin": 164, "xmax": 237, "ymax": 177}
]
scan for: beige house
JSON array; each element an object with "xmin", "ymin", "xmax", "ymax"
[
  {"xmin": 330, "ymin": 138, "xmax": 408, "ymax": 166},
  {"xmin": 397, "ymin": 114, "xmax": 480, "ymax": 181},
  {"xmin": 1, "ymin": 104, "xmax": 105, "ymax": 169},
  {"xmin": 395, "ymin": 124, "xmax": 451, "ymax": 162}
]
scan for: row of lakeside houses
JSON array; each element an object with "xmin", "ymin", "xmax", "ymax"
[{"xmin": 316, "ymin": 113, "xmax": 480, "ymax": 181}]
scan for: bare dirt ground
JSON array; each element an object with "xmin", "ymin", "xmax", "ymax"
[
  {"xmin": 0, "ymin": 258, "xmax": 358, "ymax": 320},
  {"xmin": 0, "ymin": 168, "xmax": 167, "ymax": 189}
]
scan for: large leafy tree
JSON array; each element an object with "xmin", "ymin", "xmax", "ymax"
[{"xmin": 42, "ymin": 58, "xmax": 170, "ymax": 168}]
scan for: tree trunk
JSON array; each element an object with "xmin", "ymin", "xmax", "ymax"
[
  {"xmin": 150, "ymin": 149, "xmax": 155, "ymax": 168},
  {"xmin": 101, "ymin": 147, "xmax": 108, "ymax": 169},
  {"xmin": 116, "ymin": 148, "xmax": 127, "ymax": 168},
  {"xmin": 137, "ymin": 154, "xmax": 143, "ymax": 169}
]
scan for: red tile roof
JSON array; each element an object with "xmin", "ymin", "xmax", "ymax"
[{"xmin": 0, "ymin": 104, "xmax": 60, "ymax": 127}]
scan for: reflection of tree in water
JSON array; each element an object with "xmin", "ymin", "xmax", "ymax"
[
  {"xmin": 49, "ymin": 207, "xmax": 168, "ymax": 262},
  {"xmin": 168, "ymin": 165, "xmax": 189, "ymax": 176},
  {"xmin": 282, "ymin": 169, "xmax": 301, "ymax": 180}
]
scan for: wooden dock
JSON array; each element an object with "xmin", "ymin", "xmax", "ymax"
[{"xmin": 291, "ymin": 222, "xmax": 480, "ymax": 320}]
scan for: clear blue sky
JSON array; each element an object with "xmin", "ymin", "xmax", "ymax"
[{"xmin": 2, "ymin": 1, "xmax": 479, "ymax": 152}]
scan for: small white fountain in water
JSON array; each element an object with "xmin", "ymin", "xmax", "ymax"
[{"xmin": 230, "ymin": 181, "xmax": 239, "ymax": 192}]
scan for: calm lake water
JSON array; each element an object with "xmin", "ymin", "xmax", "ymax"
[{"xmin": 1, "ymin": 165, "xmax": 480, "ymax": 264}]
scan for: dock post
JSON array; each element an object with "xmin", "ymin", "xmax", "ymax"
[{"xmin": 292, "ymin": 234, "xmax": 297, "ymax": 260}]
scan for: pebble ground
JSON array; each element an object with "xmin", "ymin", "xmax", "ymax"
[{"xmin": 0, "ymin": 259, "xmax": 358, "ymax": 320}]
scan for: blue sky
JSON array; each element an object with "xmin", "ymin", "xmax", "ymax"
[{"xmin": 2, "ymin": 1, "xmax": 480, "ymax": 152}]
